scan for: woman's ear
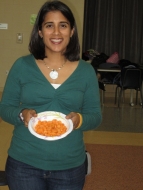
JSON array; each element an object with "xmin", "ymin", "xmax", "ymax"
[
  {"xmin": 38, "ymin": 30, "xmax": 43, "ymax": 38},
  {"xmin": 70, "ymin": 28, "xmax": 74, "ymax": 38}
]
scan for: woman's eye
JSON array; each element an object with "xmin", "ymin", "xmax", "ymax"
[
  {"xmin": 46, "ymin": 24, "xmax": 53, "ymax": 28},
  {"xmin": 60, "ymin": 24, "xmax": 67, "ymax": 28}
]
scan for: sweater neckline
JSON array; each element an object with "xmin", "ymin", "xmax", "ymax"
[{"xmin": 31, "ymin": 55, "xmax": 81, "ymax": 87}]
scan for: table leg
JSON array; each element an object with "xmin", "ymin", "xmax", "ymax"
[
  {"xmin": 140, "ymin": 82, "xmax": 143, "ymax": 106},
  {"xmin": 130, "ymin": 89, "xmax": 134, "ymax": 106},
  {"xmin": 100, "ymin": 90, "xmax": 104, "ymax": 105}
]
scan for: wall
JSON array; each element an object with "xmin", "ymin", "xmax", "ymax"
[{"xmin": 0, "ymin": 0, "xmax": 84, "ymax": 91}]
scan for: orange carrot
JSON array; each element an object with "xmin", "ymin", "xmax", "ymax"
[{"xmin": 34, "ymin": 119, "xmax": 67, "ymax": 137}]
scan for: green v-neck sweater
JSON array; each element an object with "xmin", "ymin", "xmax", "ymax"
[{"xmin": 0, "ymin": 54, "xmax": 102, "ymax": 170}]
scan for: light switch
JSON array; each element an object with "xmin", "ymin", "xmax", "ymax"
[{"xmin": 16, "ymin": 33, "xmax": 23, "ymax": 43}]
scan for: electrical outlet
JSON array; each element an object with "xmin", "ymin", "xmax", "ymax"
[{"xmin": 6, "ymin": 70, "xmax": 9, "ymax": 75}]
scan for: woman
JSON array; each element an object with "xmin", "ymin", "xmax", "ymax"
[{"xmin": 0, "ymin": 1, "xmax": 102, "ymax": 189}]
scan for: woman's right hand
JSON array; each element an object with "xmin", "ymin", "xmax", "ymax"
[{"xmin": 21, "ymin": 109, "xmax": 37, "ymax": 127}]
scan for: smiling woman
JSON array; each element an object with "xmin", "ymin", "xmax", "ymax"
[
  {"xmin": 38, "ymin": 11, "xmax": 74, "ymax": 58},
  {"xmin": 0, "ymin": 1, "xmax": 102, "ymax": 190}
]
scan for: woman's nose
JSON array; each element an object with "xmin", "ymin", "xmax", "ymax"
[{"xmin": 53, "ymin": 26, "xmax": 60, "ymax": 35}]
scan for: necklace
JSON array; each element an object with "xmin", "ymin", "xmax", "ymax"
[{"xmin": 43, "ymin": 59, "xmax": 66, "ymax": 79}]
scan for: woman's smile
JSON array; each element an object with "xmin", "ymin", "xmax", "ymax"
[{"xmin": 50, "ymin": 38, "xmax": 63, "ymax": 44}]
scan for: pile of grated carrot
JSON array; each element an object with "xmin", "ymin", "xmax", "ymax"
[{"xmin": 34, "ymin": 119, "xmax": 67, "ymax": 137}]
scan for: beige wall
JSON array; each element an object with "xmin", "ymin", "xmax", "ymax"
[{"xmin": 0, "ymin": 0, "xmax": 84, "ymax": 90}]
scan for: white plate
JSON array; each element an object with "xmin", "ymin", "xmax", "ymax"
[{"xmin": 28, "ymin": 111, "xmax": 73, "ymax": 141}]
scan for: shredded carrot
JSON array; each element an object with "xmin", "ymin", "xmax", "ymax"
[{"xmin": 34, "ymin": 119, "xmax": 67, "ymax": 137}]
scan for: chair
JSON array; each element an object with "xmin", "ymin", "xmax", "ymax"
[
  {"xmin": 91, "ymin": 62, "xmax": 121, "ymax": 105},
  {"xmin": 97, "ymin": 66, "xmax": 121, "ymax": 105},
  {"xmin": 98, "ymin": 77, "xmax": 119, "ymax": 105},
  {"xmin": 115, "ymin": 68, "xmax": 143, "ymax": 108},
  {"xmin": 135, "ymin": 68, "xmax": 143, "ymax": 106},
  {"xmin": 0, "ymin": 170, "xmax": 7, "ymax": 186}
]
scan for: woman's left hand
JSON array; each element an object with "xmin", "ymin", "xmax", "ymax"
[{"xmin": 65, "ymin": 112, "xmax": 80, "ymax": 130}]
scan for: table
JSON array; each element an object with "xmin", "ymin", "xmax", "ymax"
[
  {"xmin": 97, "ymin": 68, "xmax": 121, "ymax": 72},
  {"xmin": 97, "ymin": 68, "xmax": 134, "ymax": 106}
]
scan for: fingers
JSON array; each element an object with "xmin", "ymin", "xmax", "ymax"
[
  {"xmin": 66, "ymin": 112, "xmax": 80, "ymax": 129},
  {"xmin": 24, "ymin": 121, "xmax": 28, "ymax": 127},
  {"xmin": 22, "ymin": 109, "xmax": 37, "ymax": 127},
  {"xmin": 65, "ymin": 112, "xmax": 75, "ymax": 119},
  {"xmin": 30, "ymin": 109, "xmax": 37, "ymax": 117}
]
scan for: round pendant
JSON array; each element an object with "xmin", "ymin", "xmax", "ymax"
[{"xmin": 49, "ymin": 70, "xmax": 58, "ymax": 79}]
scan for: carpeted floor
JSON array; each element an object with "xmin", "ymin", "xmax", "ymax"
[{"xmin": 83, "ymin": 144, "xmax": 143, "ymax": 190}]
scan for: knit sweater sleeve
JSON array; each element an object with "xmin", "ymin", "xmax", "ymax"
[
  {"xmin": 0, "ymin": 57, "xmax": 27, "ymax": 125},
  {"xmin": 77, "ymin": 60, "xmax": 102, "ymax": 131}
]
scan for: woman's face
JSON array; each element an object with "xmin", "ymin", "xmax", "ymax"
[{"xmin": 39, "ymin": 11, "xmax": 74, "ymax": 55}]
